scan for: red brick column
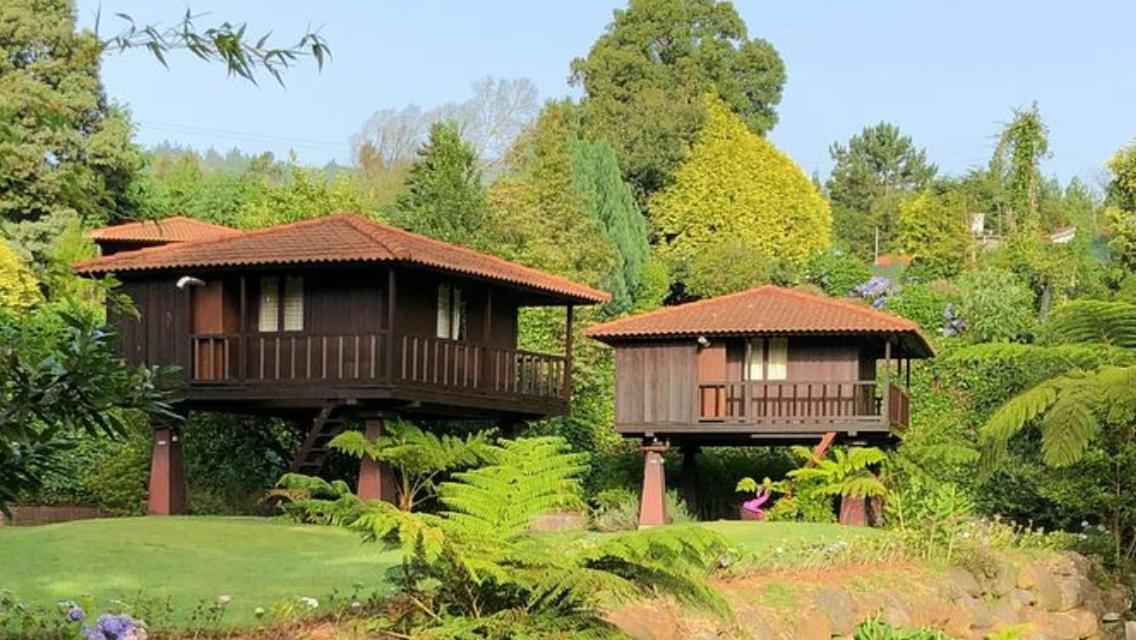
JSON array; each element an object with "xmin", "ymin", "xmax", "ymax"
[
  {"xmin": 357, "ymin": 419, "xmax": 397, "ymax": 505},
  {"xmin": 839, "ymin": 495, "xmax": 868, "ymax": 526},
  {"xmin": 148, "ymin": 425, "xmax": 187, "ymax": 515},
  {"xmin": 638, "ymin": 444, "xmax": 669, "ymax": 528}
]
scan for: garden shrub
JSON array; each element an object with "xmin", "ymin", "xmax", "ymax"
[
  {"xmin": 954, "ymin": 269, "xmax": 1036, "ymax": 343},
  {"xmin": 804, "ymin": 250, "xmax": 872, "ymax": 297},
  {"xmin": 884, "ymin": 280, "xmax": 960, "ymax": 335}
]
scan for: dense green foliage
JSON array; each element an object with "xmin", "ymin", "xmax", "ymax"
[
  {"xmin": 828, "ymin": 122, "xmax": 936, "ymax": 258},
  {"xmin": 653, "ymin": 96, "xmax": 832, "ymax": 296},
  {"xmin": 896, "ymin": 189, "xmax": 973, "ymax": 279},
  {"xmin": 336, "ymin": 436, "xmax": 729, "ymax": 637},
  {"xmin": 391, "ymin": 122, "xmax": 492, "ymax": 246},
  {"xmin": 0, "ymin": 0, "xmax": 143, "ymax": 267},
  {"xmin": 571, "ymin": 0, "xmax": 785, "ymax": 200}
]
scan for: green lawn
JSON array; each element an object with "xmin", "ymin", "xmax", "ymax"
[
  {"xmin": 0, "ymin": 516, "xmax": 877, "ymax": 630},
  {"xmin": 0, "ymin": 516, "xmax": 396, "ymax": 627},
  {"xmin": 699, "ymin": 520, "xmax": 882, "ymax": 554}
]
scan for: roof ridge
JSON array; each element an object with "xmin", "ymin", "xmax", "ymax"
[
  {"xmin": 586, "ymin": 284, "xmax": 918, "ymax": 337},
  {"xmin": 775, "ymin": 286, "xmax": 919, "ymax": 330},
  {"xmin": 342, "ymin": 213, "xmax": 611, "ymax": 299},
  {"xmin": 586, "ymin": 285, "xmax": 780, "ymax": 335},
  {"xmin": 87, "ymin": 215, "xmax": 239, "ymax": 240},
  {"xmin": 336, "ymin": 213, "xmax": 408, "ymax": 259},
  {"xmin": 76, "ymin": 214, "xmax": 340, "ymax": 270}
]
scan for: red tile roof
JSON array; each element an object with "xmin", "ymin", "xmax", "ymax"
[
  {"xmin": 587, "ymin": 285, "xmax": 933, "ymax": 355},
  {"xmin": 87, "ymin": 216, "xmax": 243, "ymax": 243},
  {"xmin": 75, "ymin": 213, "xmax": 610, "ymax": 305}
]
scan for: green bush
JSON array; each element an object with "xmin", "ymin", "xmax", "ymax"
[
  {"xmin": 884, "ymin": 280, "xmax": 960, "ymax": 334},
  {"xmin": 954, "ymin": 269, "xmax": 1037, "ymax": 343},
  {"xmin": 805, "ymin": 250, "xmax": 873, "ymax": 297}
]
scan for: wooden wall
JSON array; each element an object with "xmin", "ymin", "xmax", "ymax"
[
  {"xmin": 614, "ymin": 341, "xmax": 698, "ymax": 425},
  {"xmin": 110, "ymin": 266, "xmax": 524, "ymax": 378}
]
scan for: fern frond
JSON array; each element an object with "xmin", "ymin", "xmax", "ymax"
[
  {"xmin": 980, "ymin": 376, "xmax": 1064, "ymax": 444},
  {"xmin": 1038, "ymin": 384, "xmax": 1099, "ymax": 467},
  {"xmin": 1044, "ymin": 300, "xmax": 1136, "ymax": 349}
]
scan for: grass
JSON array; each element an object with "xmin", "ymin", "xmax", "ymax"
[
  {"xmin": 698, "ymin": 520, "xmax": 883, "ymax": 554},
  {"xmin": 0, "ymin": 516, "xmax": 396, "ymax": 627},
  {"xmin": 0, "ymin": 516, "xmax": 879, "ymax": 630}
]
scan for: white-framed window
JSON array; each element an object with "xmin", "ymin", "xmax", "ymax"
[
  {"xmin": 258, "ymin": 275, "xmax": 304, "ymax": 332},
  {"xmin": 746, "ymin": 337, "xmax": 788, "ymax": 381},
  {"xmin": 436, "ymin": 284, "xmax": 467, "ymax": 340}
]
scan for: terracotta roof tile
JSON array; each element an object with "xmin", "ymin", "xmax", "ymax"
[
  {"xmin": 75, "ymin": 213, "xmax": 610, "ymax": 305},
  {"xmin": 88, "ymin": 216, "xmax": 243, "ymax": 243},
  {"xmin": 586, "ymin": 285, "xmax": 933, "ymax": 355}
]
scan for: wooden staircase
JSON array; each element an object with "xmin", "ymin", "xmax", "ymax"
[{"xmin": 289, "ymin": 404, "xmax": 351, "ymax": 474}]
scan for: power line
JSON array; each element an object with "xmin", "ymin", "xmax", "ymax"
[{"xmin": 138, "ymin": 120, "xmax": 351, "ymax": 154}]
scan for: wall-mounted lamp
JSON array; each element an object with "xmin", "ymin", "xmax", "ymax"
[
  {"xmin": 696, "ymin": 336, "xmax": 711, "ymax": 348},
  {"xmin": 176, "ymin": 276, "xmax": 206, "ymax": 289}
]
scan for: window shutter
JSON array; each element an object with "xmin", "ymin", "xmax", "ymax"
[
  {"xmin": 258, "ymin": 277, "xmax": 279, "ymax": 332},
  {"xmin": 452, "ymin": 287, "xmax": 466, "ymax": 340},
  {"xmin": 283, "ymin": 276, "xmax": 304, "ymax": 331},
  {"xmin": 767, "ymin": 337, "xmax": 788, "ymax": 380}
]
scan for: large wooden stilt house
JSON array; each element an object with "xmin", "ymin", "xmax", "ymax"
[
  {"xmin": 585, "ymin": 285, "xmax": 934, "ymax": 526},
  {"xmin": 77, "ymin": 213, "xmax": 609, "ymax": 515}
]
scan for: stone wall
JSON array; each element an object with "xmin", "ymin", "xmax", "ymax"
[
  {"xmin": 608, "ymin": 552, "xmax": 1132, "ymax": 640},
  {"xmin": 0, "ymin": 504, "xmax": 105, "ymax": 526}
]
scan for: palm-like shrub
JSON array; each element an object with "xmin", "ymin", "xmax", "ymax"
[
  {"xmin": 954, "ymin": 301, "xmax": 1136, "ymax": 467},
  {"xmin": 329, "ymin": 420, "xmax": 494, "ymax": 510},
  {"xmin": 348, "ymin": 436, "xmax": 729, "ymax": 637},
  {"xmin": 951, "ymin": 300, "xmax": 1136, "ymax": 564},
  {"xmin": 788, "ymin": 446, "xmax": 888, "ymax": 500}
]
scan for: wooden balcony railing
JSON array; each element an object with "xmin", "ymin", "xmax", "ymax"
[
  {"xmin": 189, "ymin": 332, "xmax": 567, "ymax": 401},
  {"xmin": 697, "ymin": 380, "xmax": 909, "ymax": 428}
]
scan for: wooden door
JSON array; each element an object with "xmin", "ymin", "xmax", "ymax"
[
  {"xmin": 697, "ymin": 341, "xmax": 727, "ymax": 419},
  {"xmin": 191, "ymin": 280, "xmax": 235, "ymax": 381}
]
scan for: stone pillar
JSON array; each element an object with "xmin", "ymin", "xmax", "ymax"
[
  {"xmin": 839, "ymin": 496, "xmax": 868, "ymax": 526},
  {"xmin": 638, "ymin": 444, "xmax": 669, "ymax": 528},
  {"xmin": 679, "ymin": 446, "xmax": 699, "ymax": 518},
  {"xmin": 148, "ymin": 425, "xmax": 187, "ymax": 515},
  {"xmin": 357, "ymin": 418, "xmax": 397, "ymax": 505}
]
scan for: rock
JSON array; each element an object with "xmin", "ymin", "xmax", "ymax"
[
  {"xmin": 878, "ymin": 595, "xmax": 914, "ymax": 629},
  {"xmin": 992, "ymin": 596, "xmax": 1023, "ymax": 627},
  {"xmin": 1054, "ymin": 576, "xmax": 1086, "ymax": 611},
  {"xmin": 796, "ymin": 607, "xmax": 834, "ymax": 640},
  {"xmin": 992, "ymin": 561, "xmax": 1018, "ymax": 597},
  {"xmin": 812, "ymin": 586, "xmax": 858, "ymax": 634},
  {"xmin": 1029, "ymin": 609, "xmax": 1099, "ymax": 640},
  {"xmin": 1020, "ymin": 563, "xmax": 1064, "ymax": 611},
  {"xmin": 1125, "ymin": 620, "xmax": 1136, "ymax": 640},
  {"xmin": 910, "ymin": 595, "xmax": 952, "ymax": 627},
  {"xmin": 957, "ymin": 595, "xmax": 994, "ymax": 630},
  {"xmin": 947, "ymin": 567, "xmax": 984, "ymax": 598}
]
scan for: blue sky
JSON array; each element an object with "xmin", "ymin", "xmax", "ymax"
[{"xmin": 77, "ymin": 1, "xmax": 1136, "ymax": 187}]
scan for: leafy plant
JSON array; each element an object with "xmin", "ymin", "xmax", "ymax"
[
  {"xmin": 884, "ymin": 478, "xmax": 974, "ymax": 561},
  {"xmin": 853, "ymin": 617, "xmax": 952, "ymax": 640},
  {"xmin": 341, "ymin": 436, "xmax": 729, "ymax": 637},
  {"xmin": 788, "ymin": 446, "xmax": 888, "ymax": 500},
  {"xmin": 328, "ymin": 420, "xmax": 495, "ymax": 511}
]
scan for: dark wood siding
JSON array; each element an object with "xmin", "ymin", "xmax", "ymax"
[
  {"xmin": 114, "ymin": 276, "xmax": 189, "ymax": 383},
  {"xmin": 786, "ymin": 337, "xmax": 861, "ymax": 381},
  {"xmin": 615, "ymin": 341, "xmax": 697, "ymax": 426}
]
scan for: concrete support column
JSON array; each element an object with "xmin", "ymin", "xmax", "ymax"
[
  {"xmin": 357, "ymin": 418, "xmax": 397, "ymax": 505},
  {"xmin": 638, "ymin": 444, "xmax": 670, "ymax": 528},
  {"xmin": 679, "ymin": 446, "xmax": 699, "ymax": 519},
  {"xmin": 148, "ymin": 425, "xmax": 187, "ymax": 515},
  {"xmin": 839, "ymin": 495, "xmax": 868, "ymax": 526}
]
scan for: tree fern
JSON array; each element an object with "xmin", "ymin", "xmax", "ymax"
[
  {"xmin": 1043, "ymin": 300, "xmax": 1136, "ymax": 349},
  {"xmin": 329, "ymin": 435, "xmax": 730, "ymax": 636}
]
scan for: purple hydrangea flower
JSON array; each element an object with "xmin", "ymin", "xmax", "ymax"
[
  {"xmin": 88, "ymin": 614, "xmax": 135, "ymax": 640},
  {"xmin": 852, "ymin": 276, "xmax": 895, "ymax": 309},
  {"xmin": 68, "ymin": 606, "xmax": 86, "ymax": 622}
]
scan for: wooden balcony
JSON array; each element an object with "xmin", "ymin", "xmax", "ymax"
[
  {"xmin": 696, "ymin": 379, "xmax": 909, "ymax": 432},
  {"xmin": 183, "ymin": 331, "xmax": 568, "ymax": 416},
  {"xmin": 613, "ymin": 378, "xmax": 909, "ymax": 443}
]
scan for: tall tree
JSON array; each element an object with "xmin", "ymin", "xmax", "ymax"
[
  {"xmin": 991, "ymin": 103, "xmax": 1050, "ymax": 235},
  {"xmin": 570, "ymin": 138, "xmax": 650, "ymax": 313},
  {"xmin": 827, "ymin": 122, "xmax": 937, "ymax": 259},
  {"xmin": 896, "ymin": 188, "xmax": 973, "ymax": 279},
  {"xmin": 652, "ymin": 96, "xmax": 831, "ymax": 297},
  {"xmin": 390, "ymin": 122, "xmax": 491, "ymax": 247},
  {"xmin": 1107, "ymin": 141, "xmax": 1136, "ymax": 213},
  {"xmin": 571, "ymin": 0, "xmax": 785, "ymax": 201},
  {"xmin": 0, "ymin": 0, "xmax": 144, "ymax": 266}
]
